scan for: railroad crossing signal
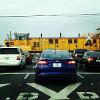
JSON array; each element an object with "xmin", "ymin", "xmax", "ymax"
[{"xmin": 85, "ymin": 34, "xmax": 92, "ymax": 46}]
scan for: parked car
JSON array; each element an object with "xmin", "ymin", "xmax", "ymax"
[
  {"xmin": 0, "ymin": 47, "xmax": 26, "ymax": 70},
  {"xmin": 24, "ymin": 51, "xmax": 32, "ymax": 65},
  {"xmin": 35, "ymin": 50, "xmax": 77, "ymax": 83},
  {"xmin": 72, "ymin": 49, "xmax": 89, "ymax": 63},
  {"xmin": 32, "ymin": 53, "xmax": 40, "ymax": 62},
  {"xmin": 79, "ymin": 51, "xmax": 100, "ymax": 71}
]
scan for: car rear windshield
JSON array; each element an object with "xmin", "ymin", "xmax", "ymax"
[
  {"xmin": 41, "ymin": 51, "xmax": 70, "ymax": 60},
  {"xmin": 92, "ymin": 52, "xmax": 100, "ymax": 57},
  {"xmin": 75, "ymin": 49, "xmax": 88, "ymax": 53},
  {"xmin": 0, "ymin": 48, "xmax": 20, "ymax": 54}
]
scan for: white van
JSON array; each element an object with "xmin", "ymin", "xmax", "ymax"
[{"xmin": 0, "ymin": 47, "xmax": 26, "ymax": 70}]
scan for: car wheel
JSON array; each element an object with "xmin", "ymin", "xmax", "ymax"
[
  {"xmin": 17, "ymin": 64, "xmax": 23, "ymax": 71},
  {"xmin": 83, "ymin": 64, "xmax": 88, "ymax": 71},
  {"xmin": 30, "ymin": 60, "xmax": 32, "ymax": 64},
  {"xmin": 77, "ymin": 63, "xmax": 80, "ymax": 69},
  {"xmin": 72, "ymin": 75, "xmax": 77, "ymax": 83},
  {"xmin": 35, "ymin": 74, "xmax": 40, "ymax": 83},
  {"xmin": 79, "ymin": 63, "xmax": 84, "ymax": 70},
  {"xmin": 27, "ymin": 60, "xmax": 31, "ymax": 65},
  {"xmin": 22, "ymin": 63, "xmax": 26, "ymax": 69}
]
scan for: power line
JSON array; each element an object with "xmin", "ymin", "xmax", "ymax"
[{"xmin": 0, "ymin": 13, "xmax": 100, "ymax": 17}]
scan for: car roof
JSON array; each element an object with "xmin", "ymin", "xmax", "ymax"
[
  {"xmin": 86, "ymin": 50, "xmax": 95, "ymax": 52},
  {"xmin": 75, "ymin": 49, "xmax": 88, "ymax": 51},
  {"xmin": 74, "ymin": 49, "xmax": 88, "ymax": 52},
  {"xmin": 43, "ymin": 50, "xmax": 69, "ymax": 52}
]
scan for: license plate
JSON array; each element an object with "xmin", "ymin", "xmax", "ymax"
[
  {"xmin": 96, "ymin": 60, "xmax": 100, "ymax": 62},
  {"xmin": 53, "ymin": 63, "xmax": 61, "ymax": 67}
]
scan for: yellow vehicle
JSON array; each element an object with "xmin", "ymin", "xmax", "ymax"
[{"xmin": 4, "ymin": 32, "xmax": 100, "ymax": 52}]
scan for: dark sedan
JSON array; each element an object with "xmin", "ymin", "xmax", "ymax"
[
  {"xmin": 72, "ymin": 49, "xmax": 89, "ymax": 63},
  {"xmin": 35, "ymin": 50, "xmax": 77, "ymax": 83},
  {"xmin": 79, "ymin": 51, "xmax": 100, "ymax": 71},
  {"xmin": 24, "ymin": 51, "xmax": 33, "ymax": 65}
]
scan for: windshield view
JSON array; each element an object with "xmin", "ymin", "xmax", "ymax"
[{"xmin": 0, "ymin": 0, "xmax": 100, "ymax": 100}]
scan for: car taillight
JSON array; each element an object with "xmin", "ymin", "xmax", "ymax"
[
  {"xmin": 16, "ymin": 56, "xmax": 21, "ymax": 60},
  {"xmin": 88, "ymin": 57, "xmax": 93, "ymax": 62},
  {"xmin": 38, "ymin": 61, "xmax": 48, "ymax": 64},
  {"xmin": 67, "ymin": 61, "xmax": 76, "ymax": 64}
]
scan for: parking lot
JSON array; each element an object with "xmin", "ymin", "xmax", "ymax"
[{"xmin": 0, "ymin": 64, "xmax": 100, "ymax": 100}]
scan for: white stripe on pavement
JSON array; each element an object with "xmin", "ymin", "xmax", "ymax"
[
  {"xmin": 49, "ymin": 82, "xmax": 81, "ymax": 100},
  {"xmin": 33, "ymin": 65, "xmax": 37, "ymax": 68},
  {"xmin": 77, "ymin": 73, "xmax": 84, "ymax": 78},
  {"xmin": 0, "ymin": 72, "xmax": 100, "ymax": 75},
  {"xmin": 27, "ymin": 83, "xmax": 57, "ymax": 97},
  {"xmin": 78, "ymin": 72, "xmax": 100, "ymax": 75},
  {"xmin": 24, "ymin": 73, "xmax": 30, "ymax": 79},
  {"xmin": 0, "ymin": 72, "xmax": 35, "ymax": 75},
  {"xmin": 0, "ymin": 83, "xmax": 10, "ymax": 88},
  {"xmin": 27, "ymin": 82, "xmax": 81, "ymax": 100}
]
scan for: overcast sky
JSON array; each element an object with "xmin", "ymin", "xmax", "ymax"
[{"xmin": 0, "ymin": 0, "xmax": 100, "ymax": 45}]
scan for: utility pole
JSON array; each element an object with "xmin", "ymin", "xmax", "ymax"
[
  {"xmin": 40, "ymin": 33, "xmax": 42, "ymax": 52},
  {"xmin": 96, "ymin": 28, "xmax": 100, "ymax": 51},
  {"xmin": 54, "ymin": 42, "xmax": 56, "ymax": 53},
  {"xmin": 7, "ymin": 30, "xmax": 12, "ymax": 47}
]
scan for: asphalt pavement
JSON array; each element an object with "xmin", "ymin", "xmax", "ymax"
[{"xmin": 0, "ymin": 64, "xmax": 100, "ymax": 100}]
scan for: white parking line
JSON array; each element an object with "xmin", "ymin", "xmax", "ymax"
[
  {"xmin": 27, "ymin": 82, "xmax": 81, "ymax": 100},
  {"xmin": 33, "ymin": 65, "xmax": 37, "ymax": 68},
  {"xmin": 0, "ymin": 72, "xmax": 100, "ymax": 75},
  {"xmin": 5, "ymin": 97, "xmax": 10, "ymax": 100},
  {"xmin": 77, "ymin": 73, "xmax": 84, "ymax": 78},
  {"xmin": 0, "ymin": 72, "xmax": 35, "ymax": 75},
  {"xmin": 0, "ymin": 83, "xmax": 11, "ymax": 88},
  {"xmin": 78, "ymin": 72, "xmax": 100, "ymax": 75},
  {"xmin": 24, "ymin": 73, "xmax": 30, "ymax": 79}
]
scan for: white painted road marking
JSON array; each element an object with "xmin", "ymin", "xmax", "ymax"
[
  {"xmin": 0, "ymin": 72, "xmax": 100, "ymax": 75},
  {"xmin": 24, "ymin": 73, "xmax": 30, "ymax": 79},
  {"xmin": 49, "ymin": 82, "xmax": 81, "ymax": 100},
  {"xmin": 17, "ymin": 93, "xmax": 39, "ymax": 100},
  {"xmin": 0, "ymin": 72, "xmax": 100, "ymax": 77},
  {"xmin": 78, "ymin": 72, "xmax": 100, "ymax": 75},
  {"xmin": 0, "ymin": 83, "xmax": 100, "ymax": 100},
  {"xmin": 27, "ymin": 83, "xmax": 57, "ymax": 97},
  {"xmin": 27, "ymin": 82, "xmax": 81, "ymax": 100},
  {"xmin": 0, "ymin": 72, "xmax": 35, "ymax": 75},
  {"xmin": 77, "ymin": 73, "xmax": 84, "ymax": 78},
  {"xmin": 77, "ymin": 92, "xmax": 99, "ymax": 99},
  {"xmin": 33, "ymin": 65, "xmax": 37, "ymax": 68},
  {"xmin": 5, "ymin": 97, "xmax": 10, "ymax": 100},
  {"xmin": 0, "ymin": 83, "xmax": 10, "ymax": 88}
]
